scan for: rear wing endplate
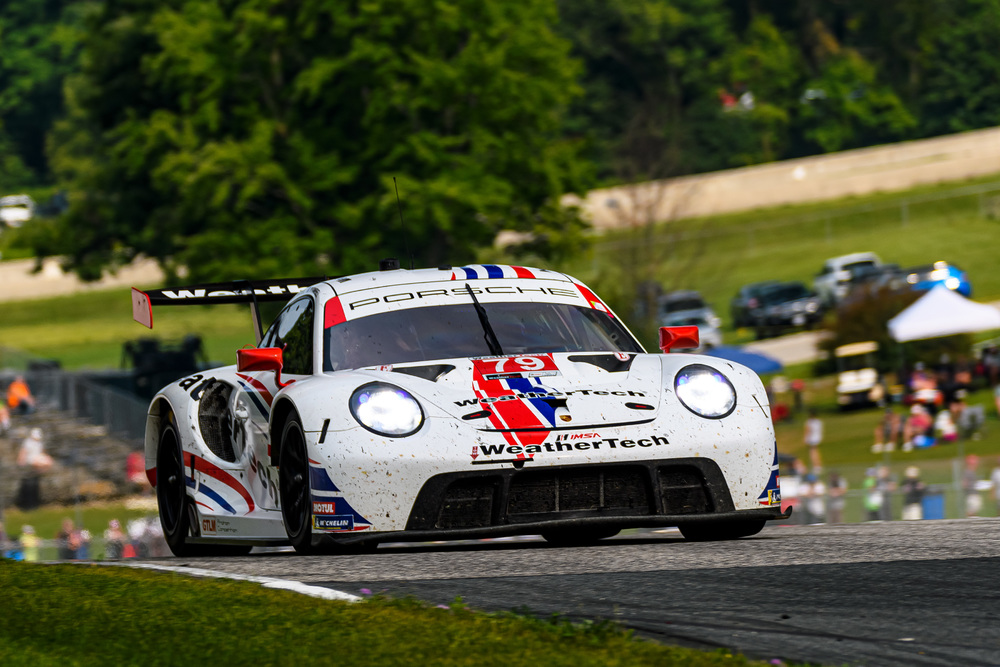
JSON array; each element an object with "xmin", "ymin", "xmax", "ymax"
[{"xmin": 131, "ymin": 277, "xmax": 329, "ymax": 344}]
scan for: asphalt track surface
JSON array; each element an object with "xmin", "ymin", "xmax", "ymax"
[{"xmin": 137, "ymin": 519, "xmax": 1000, "ymax": 666}]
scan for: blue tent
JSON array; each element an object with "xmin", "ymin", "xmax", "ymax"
[{"xmin": 702, "ymin": 345, "xmax": 783, "ymax": 375}]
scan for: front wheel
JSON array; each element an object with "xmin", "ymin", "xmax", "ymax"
[
  {"xmin": 157, "ymin": 415, "xmax": 252, "ymax": 558},
  {"xmin": 279, "ymin": 415, "xmax": 314, "ymax": 553},
  {"xmin": 157, "ymin": 416, "xmax": 195, "ymax": 557},
  {"xmin": 679, "ymin": 519, "xmax": 766, "ymax": 542}
]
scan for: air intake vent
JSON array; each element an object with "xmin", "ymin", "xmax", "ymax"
[
  {"xmin": 437, "ymin": 479, "xmax": 497, "ymax": 529},
  {"xmin": 507, "ymin": 467, "xmax": 650, "ymax": 522},
  {"xmin": 658, "ymin": 466, "xmax": 712, "ymax": 514}
]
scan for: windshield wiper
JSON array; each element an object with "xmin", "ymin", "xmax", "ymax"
[{"xmin": 465, "ymin": 283, "xmax": 503, "ymax": 356}]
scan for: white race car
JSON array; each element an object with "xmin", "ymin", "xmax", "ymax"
[{"xmin": 132, "ymin": 263, "xmax": 785, "ymax": 556}]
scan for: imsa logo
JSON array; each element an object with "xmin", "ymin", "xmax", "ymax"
[{"xmin": 202, "ymin": 518, "xmax": 216, "ymax": 534}]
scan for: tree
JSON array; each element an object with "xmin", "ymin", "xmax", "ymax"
[
  {"xmin": 0, "ymin": 0, "xmax": 91, "ymax": 186},
  {"xmin": 919, "ymin": 0, "xmax": 1000, "ymax": 136},
  {"xmin": 48, "ymin": 0, "xmax": 586, "ymax": 281},
  {"xmin": 557, "ymin": 0, "xmax": 735, "ymax": 182}
]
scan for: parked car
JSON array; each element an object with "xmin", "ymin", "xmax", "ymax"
[
  {"xmin": 813, "ymin": 252, "xmax": 883, "ymax": 306},
  {"xmin": 730, "ymin": 281, "xmax": 780, "ymax": 329},
  {"xmin": 0, "ymin": 194, "xmax": 35, "ymax": 228},
  {"xmin": 901, "ymin": 261, "xmax": 971, "ymax": 297},
  {"xmin": 750, "ymin": 281, "xmax": 824, "ymax": 339},
  {"xmin": 656, "ymin": 290, "xmax": 722, "ymax": 330}
]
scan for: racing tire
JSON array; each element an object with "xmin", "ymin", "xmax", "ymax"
[
  {"xmin": 279, "ymin": 414, "xmax": 314, "ymax": 554},
  {"xmin": 541, "ymin": 527, "xmax": 621, "ymax": 547},
  {"xmin": 157, "ymin": 415, "xmax": 196, "ymax": 557},
  {"xmin": 157, "ymin": 415, "xmax": 252, "ymax": 558},
  {"xmin": 679, "ymin": 519, "xmax": 766, "ymax": 542}
]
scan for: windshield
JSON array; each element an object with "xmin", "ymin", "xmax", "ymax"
[
  {"xmin": 760, "ymin": 284, "xmax": 809, "ymax": 304},
  {"xmin": 324, "ymin": 302, "xmax": 643, "ymax": 371},
  {"xmin": 663, "ymin": 315, "xmax": 708, "ymax": 327},
  {"xmin": 660, "ymin": 297, "xmax": 705, "ymax": 314}
]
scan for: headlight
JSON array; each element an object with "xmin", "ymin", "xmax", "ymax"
[
  {"xmin": 945, "ymin": 277, "xmax": 960, "ymax": 290},
  {"xmin": 674, "ymin": 364, "xmax": 736, "ymax": 419},
  {"xmin": 349, "ymin": 382, "xmax": 424, "ymax": 437}
]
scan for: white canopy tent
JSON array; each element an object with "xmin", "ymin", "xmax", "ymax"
[{"xmin": 888, "ymin": 285, "xmax": 1000, "ymax": 342}]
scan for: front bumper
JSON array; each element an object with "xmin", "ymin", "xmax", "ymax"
[{"xmin": 317, "ymin": 458, "xmax": 788, "ymax": 545}]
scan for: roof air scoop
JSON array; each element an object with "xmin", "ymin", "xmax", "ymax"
[{"xmin": 379, "ymin": 258, "xmax": 401, "ymax": 271}]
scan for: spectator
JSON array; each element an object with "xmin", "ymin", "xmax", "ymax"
[
  {"xmin": 17, "ymin": 428, "xmax": 52, "ymax": 471},
  {"xmin": 983, "ymin": 346, "xmax": 1000, "ymax": 387},
  {"xmin": 951, "ymin": 390, "xmax": 984, "ymax": 440},
  {"xmin": 863, "ymin": 468, "xmax": 883, "ymax": 521},
  {"xmin": 909, "ymin": 363, "xmax": 941, "ymax": 414},
  {"xmin": 994, "ymin": 382, "xmax": 1000, "ymax": 420},
  {"xmin": 0, "ymin": 521, "xmax": 10, "ymax": 558},
  {"xmin": 55, "ymin": 518, "xmax": 82, "ymax": 560},
  {"xmin": 827, "ymin": 472, "xmax": 848, "ymax": 524},
  {"xmin": 77, "ymin": 530, "xmax": 92, "ymax": 560},
  {"xmin": 126, "ymin": 451, "xmax": 149, "ymax": 495},
  {"xmin": 991, "ymin": 457, "xmax": 1000, "ymax": 515},
  {"xmin": 6, "ymin": 375, "xmax": 35, "ymax": 416},
  {"xmin": 0, "ymin": 399, "xmax": 10, "ymax": 436},
  {"xmin": 872, "ymin": 408, "xmax": 901, "ymax": 454},
  {"xmin": 902, "ymin": 405, "xmax": 933, "ymax": 451},
  {"xmin": 104, "ymin": 520, "xmax": 126, "ymax": 560},
  {"xmin": 16, "ymin": 428, "xmax": 51, "ymax": 510},
  {"xmin": 800, "ymin": 473, "xmax": 827, "ymax": 524},
  {"xmin": 803, "ymin": 409, "xmax": 823, "ymax": 472},
  {"xmin": 876, "ymin": 465, "xmax": 896, "ymax": 521},
  {"xmin": 20, "ymin": 525, "xmax": 39, "ymax": 562},
  {"xmin": 934, "ymin": 409, "xmax": 958, "ymax": 443},
  {"xmin": 963, "ymin": 454, "xmax": 983, "ymax": 517},
  {"xmin": 900, "ymin": 466, "xmax": 926, "ymax": 520}
]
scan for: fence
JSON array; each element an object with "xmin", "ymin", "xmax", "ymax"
[{"xmin": 22, "ymin": 370, "xmax": 148, "ymax": 448}]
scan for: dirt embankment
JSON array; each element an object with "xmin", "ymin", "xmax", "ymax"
[{"xmin": 0, "ymin": 257, "xmax": 163, "ymax": 303}]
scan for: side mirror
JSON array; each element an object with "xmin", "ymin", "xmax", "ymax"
[
  {"xmin": 658, "ymin": 326, "xmax": 700, "ymax": 353},
  {"xmin": 237, "ymin": 347, "xmax": 290, "ymax": 387}
]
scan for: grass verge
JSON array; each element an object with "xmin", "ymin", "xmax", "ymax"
[{"xmin": 0, "ymin": 561, "xmax": 789, "ymax": 667}]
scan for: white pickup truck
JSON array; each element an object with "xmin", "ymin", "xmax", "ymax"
[{"xmin": 813, "ymin": 252, "xmax": 883, "ymax": 306}]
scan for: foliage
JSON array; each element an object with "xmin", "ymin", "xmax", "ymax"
[
  {"xmin": 919, "ymin": 0, "xmax": 1000, "ymax": 135},
  {"xmin": 46, "ymin": 0, "xmax": 586, "ymax": 282},
  {"xmin": 0, "ymin": 0, "xmax": 92, "ymax": 186},
  {"xmin": 557, "ymin": 0, "xmax": 735, "ymax": 181},
  {"xmin": 816, "ymin": 285, "xmax": 973, "ymax": 375}
]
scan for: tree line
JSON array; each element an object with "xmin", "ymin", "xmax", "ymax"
[{"xmin": 2, "ymin": 0, "xmax": 998, "ymax": 280}]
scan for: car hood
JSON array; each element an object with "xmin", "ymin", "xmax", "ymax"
[{"xmin": 368, "ymin": 352, "xmax": 666, "ymax": 431}]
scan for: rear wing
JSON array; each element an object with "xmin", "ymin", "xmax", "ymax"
[{"xmin": 131, "ymin": 277, "xmax": 330, "ymax": 344}]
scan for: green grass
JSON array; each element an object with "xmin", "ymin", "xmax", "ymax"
[
  {"xmin": 0, "ymin": 561, "xmax": 788, "ymax": 667},
  {"xmin": 0, "ymin": 289, "xmax": 256, "ymax": 369}
]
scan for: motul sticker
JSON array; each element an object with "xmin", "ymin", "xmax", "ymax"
[{"xmin": 313, "ymin": 501, "xmax": 336, "ymax": 514}]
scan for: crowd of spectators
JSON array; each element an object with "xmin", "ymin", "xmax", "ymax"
[{"xmin": 0, "ymin": 515, "xmax": 166, "ymax": 561}]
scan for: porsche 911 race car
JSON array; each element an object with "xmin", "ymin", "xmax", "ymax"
[{"xmin": 132, "ymin": 263, "xmax": 787, "ymax": 556}]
